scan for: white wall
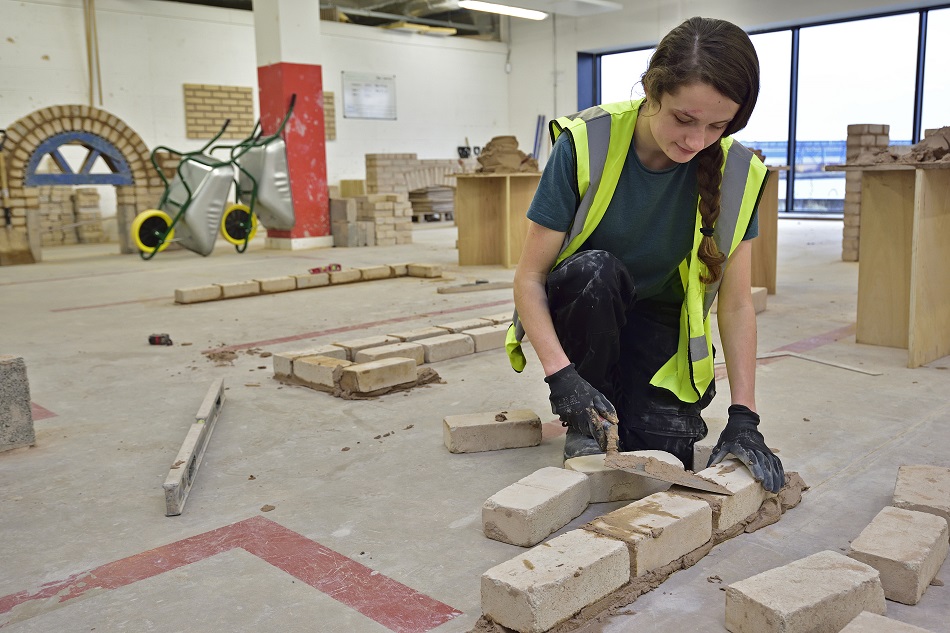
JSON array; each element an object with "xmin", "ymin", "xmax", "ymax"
[
  {"xmin": 0, "ymin": 0, "xmax": 510, "ymax": 200},
  {"xmin": 507, "ymin": 0, "xmax": 949, "ymax": 162}
]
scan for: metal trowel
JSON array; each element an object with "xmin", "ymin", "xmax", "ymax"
[{"xmin": 603, "ymin": 425, "xmax": 734, "ymax": 495}]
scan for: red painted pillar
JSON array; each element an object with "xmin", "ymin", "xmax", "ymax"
[{"xmin": 257, "ymin": 63, "xmax": 329, "ymax": 247}]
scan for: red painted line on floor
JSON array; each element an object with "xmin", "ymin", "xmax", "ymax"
[
  {"xmin": 0, "ymin": 270, "xmax": 135, "ymax": 287},
  {"xmin": 0, "ymin": 516, "xmax": 461, "ymax": 633},
  {"xmin": 542, "ymin": 418, "xmax": 567, "ymax": 440},
  {"xmin": 30, "ymin": 402, "xmax": 56, "ymax": 420},
  {"xmin": 50, "ymin": 297, "xmax": 167, "ymax": 312},
  {"xmin": 204, "ymin": 298, "xmax": 514, "ymax": 353}
]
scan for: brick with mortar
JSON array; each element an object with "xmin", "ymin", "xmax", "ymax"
[
  {"xmin": 294, "ymin": 356, "xmax": 354, "ymax": 389},
  {"xmin": 693, "ymin": 417, "xmax": 727, "ymax": 470},
  {"xmin": 293, "ymin": 272, "xmax": 330, "ymax": 289},
  {"xmin": 272, "ymin": 346, "xmax": 348, "ymax": 377},
  {"xmin": 359, "ymin": 265, "xmax": 392, "ymax": 281},
  {"xmin": 466, "ymin": 323, "xmax": 510, "ymax": 353},
  {"xmin": 389, "ymin": 263, "xmax": 409, "ymax": 276},
  {"xmin": 840, "ymin": 612, "xmax": 936, "ymax": 633},
  {"xmin": 481, "ymin": 311, "xmax": 513, "ymax": 325},
  {"xmin": 255, "ymin": 277, "xmax": 296, "ymax": 293},
  {"xmin": 725, "ymin": 550, "xmax": 885, "ymax": 633},
  {"xmin": 893, "ymin": 464, "xmax": 950, "ymax": 531},
  {"xmin": 419, "ymin": 333, "xmax": 475, "ymax": 363},
  {"xmin": 216, "ymin": 280, "xmax": 260, "ymax": 298},
  {"xmin": 483, "ymin": 467, "xmax": 591, "ymax": 547},
  {"xmin": 355, "ymin": 342, "xmax": 425, "ymax": 366},
  {"xmin": 481, "ymin": 529, "xmax": 629, "ymax": 633},
  {"xmin": 329, "ymin": 268, "xmax": 361, "ymax": 284},
  {"xmin": 847, "ymin": 506, "xmax": 948, "ymax": 605},
  {"xmin": 444, "ymin": 409, "xmax": 541, "ymax": 453},
  {"xmin": 0, "ymin": 355, "xmax": 35, "ymax": 452},
  {"xmin": 407, "ymin": 263, "xmax": 442, "ymax": 278},
  {"xmin": 584, "ymin": 491, "xmax": 711, "ymax": 577},
  {"xmin": 387, "ymin": 326, "xmax": 446, "ymax": 342},
  {"xmin": 668, "ymin": 458, "xmax": 772, "ymax": 532},
  {"xmin": 174, "ymin": 285, "xmax": 222, "ymax": 304},
  {"xmin": 435, "ymin": 318, "xmax": 495, "ymax": 333},
  {"xmin": 565, "ymin": 454, "xmax": 671, "ymax": 503},
  {"xmin": 338, "ymin": 357, "xmax": 416, "ymax": 393},
  {"xmin": 332, "ymin": 335, "xmax": 400, "ymax": 361}
]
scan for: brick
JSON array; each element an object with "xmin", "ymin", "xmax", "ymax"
[
  {"xmin": 585, "ymin": 491, "xmax": 711, "ymax": 577},
  {"xmin": 466, "ymin": 323, "xmax": 510, "ymax": 353},
  {"xmin": 332, "ymin": 335, "xmax": 400, "ymax": 360},
  {"xmin": 443, "ymin": 409, "xmax": 541, "ymax": 453},
  {"xmin": 339, "ymin": 357, "xmax": 416, "ymax": 393},
  {"xmin": 892, "ymin": 464, "xmax": 950, "ymax": 530},
  {"xmin": 752, "ymin": 286, "xmax": 767, "ymax": 313},
  {"xmin": 725, "ymin": 551, "xmax": 885, "ymax": 633},
  {"xmin": 387, "ymin": 326, "xmax": 445, "ymax": 342},
  {"xmin": 481, "ymin": 529, "xmax": 629, "ymax": 633},
  {"xmin": 329, "ymin": 268, "xmax": 361, "ymax": 284},
  {"xmin": 407, "ymin": 263, "xmax": 442, "ymax": 278},
  {"xmin": 693, "ymin": 417, "xmax": 727, "ymax": 470},
  {"xmin": 174, "ymin": 285, "xmax": 222, "ymax": 304},
  {"xmin": 419, "ymin": 333, "xmax": 474, "ymax": 363},
  {"xmin": 840, "ymin": 612, "xmax": 935, "ymax": 633},
  {"xmin": 565, "ymin": 454, "xmax": 671, "ymax": 503},
  {"xmin": 847, "ymin": 506, "xmax": 948, "ymax": 605},
  {"xmin": 294, "ymin": 356, "xmax": 354, "ymax": 389},
  {"xmin": 389, "ymin": 263, "xmax": 409, "ymax": 276},
  {"xmin": 292, "ymin": 273, "xmax": 330, "ymax": 289},
  {"xmin": 355, "ymin": 342, "xmax": 425, "ymax": 366},
  {"xmin": 255, "ymin": 276, "xmax": 296, "ymax": 293},
  {"xmin": 0, "ymin": 356, "xmax": 35, "ymax": 452},
  {"xmin": 481, "ymin": 311, "xmax": 513, "ymax": 325},
  {"xmin": 482, "ymin": 467, "xmax": 591, "ymax": 547},
  {"xmin": 435, "ymin": 318, "xmax": 494, "ymax": 333},
  {"xmin": 216, "ymin": 280, "xmax": 260, "ymax": 298},
  {"xmin": 358, "ymin": 265, "xmax": 392, "ymax": 281},
  {"xmin": 272, "ymin": 346, "xmax": 348, "ymax": 377},
  {"xmin": 668, "ymin": 458, "xmax": 772, "ymax": 532}
]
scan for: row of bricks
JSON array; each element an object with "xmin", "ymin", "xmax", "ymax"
[
  {"xmin": 174, "ymin": 262, "xmax": 442, "ymax": 304},
  {"xmin": 273, "ymin": 312, "xmax": 513, "ymax": 393},
  {"xmin": 481, "ymin": 458, "xmax": 948, "ymax": 632}
]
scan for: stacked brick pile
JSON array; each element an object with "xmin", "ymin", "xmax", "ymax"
[
  {"xmin": 844, "ymin": 124, "xmax": 890, "ymax": 262},
  {"xmin": 356, "ymin": 193, "xmax": 412, "ymax": 246},
  {"xmin": 72, "ymin": 188, "xmax": 107, "ymax": 244},
  {"xmin": 38, "ymin": 185, "xmax": 76, "ymax": 246},
  {"xmin": 365, "ymin": 153, "xmax": 466, "ymax": 195}
]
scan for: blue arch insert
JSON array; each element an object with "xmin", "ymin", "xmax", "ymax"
[{"xmin": 25, "ymin": 131, "xmax": 134, "ymax": 186}]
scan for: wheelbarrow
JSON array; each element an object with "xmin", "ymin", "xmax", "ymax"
[{"xmin": 131, "ymin": 96, "xmax": 296, "ymax": 259}]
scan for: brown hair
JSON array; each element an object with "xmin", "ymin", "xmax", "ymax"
[{"xmin": 641, "ymin": 17, "xmax": 760, "ymax": 283}]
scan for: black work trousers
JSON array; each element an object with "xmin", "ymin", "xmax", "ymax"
[{"xmin": 546, "ymin": 250, "xmax": 713, "ymax": 470}]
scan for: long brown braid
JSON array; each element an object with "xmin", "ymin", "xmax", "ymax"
[{"xmin": 640, "ymin": 17, "xmax": 760, "ymax": 284}]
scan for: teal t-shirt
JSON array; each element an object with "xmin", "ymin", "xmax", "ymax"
[{"xmin": 527, "ymin": 132, "xmax": 759, "ymax": 303}]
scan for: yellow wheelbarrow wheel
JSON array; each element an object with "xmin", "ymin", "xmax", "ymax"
[
  {"xmin": 220, "ymin": 203, "xmax": 258, "ymax": 246},
  {"xmin": 131, "ymin": 209, "xmax": 175, "ymax": 253}
]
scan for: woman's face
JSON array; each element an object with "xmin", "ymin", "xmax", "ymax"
[{"xmin": 646, "ymin": 82, "xmax": 740, "ymax": 164}]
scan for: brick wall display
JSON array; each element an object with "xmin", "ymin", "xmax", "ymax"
[
  {"xmin": 843, "ymin": 124, "xmax": 890, "ymax": 262},
  {"xmin": 324, "ymin": 91, "xmax": 336, "ymax": 141},
  {"xmin": 183, "ymin": 84, "xmax": 255, "ymax": 141},
  {"xmin": 365, "ymin": 153, "xmax": 468, "ymax": 195},
  {"xmin": 0, "ymin": 104, "xmax": 165, "ymax": 263}
]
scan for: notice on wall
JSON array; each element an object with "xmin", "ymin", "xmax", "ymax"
[{"xmin": 342, "ymin": 72, "xmax": 396, "ymax": 120}]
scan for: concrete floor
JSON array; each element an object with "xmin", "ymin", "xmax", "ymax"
[{"xmin": 1, "ymin": 218, "xmax": 948, "ymax": 633}]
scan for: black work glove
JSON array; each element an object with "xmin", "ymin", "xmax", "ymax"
[
  {"xmin": 708, "ymin": 404, "xmax": 784, "ymax": 494},
  {"xmin": 544, "ymin": 364, "xmax": 619, "ymax": 451}
]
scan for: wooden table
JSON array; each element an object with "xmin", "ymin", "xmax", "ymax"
[
  {"xmin": 826, "ymin": 162, "xmax": 950, "ymax": 367},
  {"xmin": 454, "ymin": 173, "xmax": 541, "ymax": 268},
  {"xmin": 750, "ymin": 166, "xmax": 786, "ymax": 294}
]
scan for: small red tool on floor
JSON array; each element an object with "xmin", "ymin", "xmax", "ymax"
[
  {"xmin": 149, "ymin": 333, "xmax": 174, "ymax": 346},
  {"xmin": 308, "ymin": 263, "xmax": 342, "ymax": 274}
]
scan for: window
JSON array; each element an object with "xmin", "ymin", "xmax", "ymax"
[
  {"xmin": 599, "ymin": 48, "xmax": 654, "ymax": 104},
  {"xmin": 922, "ymin": 8, "xmax": 950, "ymax": 134}
]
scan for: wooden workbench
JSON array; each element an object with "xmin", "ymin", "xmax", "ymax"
[
  {"xmin": 826, "ymin": 162, "xmax": 950, "ymax": 367},
  {"xmin": 454, "ymin": 172, "xmax": 541, "ymax": 268},
  {"xmin": 750, "ymin": 166, "xmax": 786, "ymax": 294}
]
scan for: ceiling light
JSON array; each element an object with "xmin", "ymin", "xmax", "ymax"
[{"xmin": 458, "ymin": 0, "xmax": 548, "ymax": 20}]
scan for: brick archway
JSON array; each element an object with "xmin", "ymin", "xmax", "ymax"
[{"xmin": 1, "ymin": 105, "xmax": 164, "ymax": 263}]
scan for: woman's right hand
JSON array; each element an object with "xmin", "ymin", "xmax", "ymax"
[{"xmin": 544, "ymin": 363, "xmax": 619, "ymax": 450}]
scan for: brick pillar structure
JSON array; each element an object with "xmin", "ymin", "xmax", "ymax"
[
  {"xmin": 0, "ymin": 105, "xmax": 163, "ymax": 264},
  {"xmin": 843, "ymin": 124, "xmax": 890, "ymax": 262}
]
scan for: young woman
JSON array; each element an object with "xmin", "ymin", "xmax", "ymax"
[{"xmin": 508, "ymin": 16, "xmax": 784, "ymax": 493}]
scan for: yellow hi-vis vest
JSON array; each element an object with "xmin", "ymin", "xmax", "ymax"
[{"xmin": 505, "ymin": 99, "xmax": 769, "ymax": 403}]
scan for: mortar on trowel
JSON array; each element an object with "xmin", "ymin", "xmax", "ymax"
[{"xmin": 603, "ymin": 424, "xmax": 734, "ymax": 495}]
